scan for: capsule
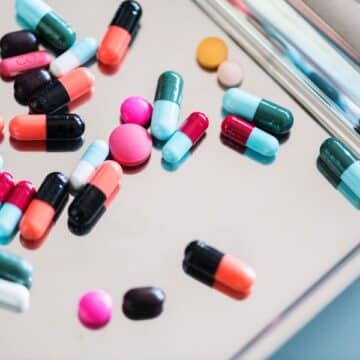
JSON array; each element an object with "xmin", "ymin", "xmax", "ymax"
[
  {"xmin": 98, "ymin": 1, "xmax": 142, "ymax": 66},
  {"xmin": 20, "ymin": 172, "xmax": 69, "ymax": 242},
  {"xmin": 9, "ymin": 114, "xmax": 85, "ymax": 141},
  {"xmin": 162, "ymin": 112, "xmax": 209, "ymax": 164},
  {"xmin": 50, "ymin": 38, "xmax": 98, "ymax": 77},
  {"xmin": 0, "ymin": 50, "xmax": 51, "ymax": 78},
  {"xmin": 29, "ymin": 67, "xmax": 95, "ymax": 114},
  {"xmin": 0, "ymin": 250, "xmax": 33, "ymax": 289},
  {"xmin": 222, "ymin": 88, "xmax": 294, "ymax": 135},
  {"xmin": 0, "ymin": 30, "xmax": 38, "ymax": 59},
  {"xmin": 0, "ymin": 173, "xmax": 15, "ymax": 206},
  {"xmin": 183, "ymin": 240, "xmax": 256, "ymax": 300},
  {"xmin": 15, "ymin": 0, "xmax": 76, "ymax": 51},
  {"xmin": 14, "ymin": 69, "xmax": 52, "ymax": 105},
  {"xmin": 320, "ymin": 138, "xmax": 360, "ymax": 199},
  {"xmin": 68, "ymin": 160, "xmax": 122, "ymax": 235},
  {"xmin": 0, "ymin": 278, "xmax": 30, "ymax": 313},
  {"xmin": 70, "ymin": 140, "xmax": 109, "ymax": 192},
  {"xmin": 151, "ymin": 71, "xmax": 184, "ymax": 141},
  {"xmin": 0, "ymin": 181, "xmax": 36, "ymax": 244},
  {"xmin": 221, "ymin": 115, "xmax": 279, "ymax": 157}
]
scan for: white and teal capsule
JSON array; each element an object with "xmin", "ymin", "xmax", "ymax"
[
  {"xmin": 0, "ymin": 278, "xmax": 30, "ymax": 313},
  {"xmin": 222, "ymin": 88, "xmax": 294, "ymax": 135},
  {"xmin": 151, "ymin": 71, "xmax": 184, "ymax": 141},
  {"xmin": 50, "ymin": 37, "xmax": 98, "ymax": 77},
  {"xmin": 69, "ymin": 139, "xmax": 109, "ymax": 192}
]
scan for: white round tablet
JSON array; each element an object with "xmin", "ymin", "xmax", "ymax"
[{"xmin": 217, "ymin": 60, "xmax": 244, "ymax": 88}]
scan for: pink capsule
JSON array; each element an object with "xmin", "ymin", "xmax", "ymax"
[{"xmin": 0, "ymin": 172, "xmax": 15, "ymax": 205}]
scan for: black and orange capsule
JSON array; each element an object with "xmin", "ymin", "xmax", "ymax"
[{"xmin": 183, "ymin": 240, "xmax": 256, "ymax": 300}]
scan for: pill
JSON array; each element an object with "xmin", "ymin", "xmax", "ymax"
[
  {"xmin": 122, "ymin": 287, "xmax": 165, "ymax": 320},
  {"xmin": 221, "ymin": 115, "xmax": 279, "ymax": 157},
  {"xmin": 0, "ymin": 30, "xmax": 38, "ymax": 59},
  {"xmin": 0, "ymin": 115, "xmax": 4, "ymax": 134},
  {"xmin": 98, "ymin": 0, "xmax": 142, "ymax": 66},
  {"xmin": 29, "ymin": 67, "xmax": 95, "ymax": 114},
  {"xmin": 162, "ymin": 112, "xmax": 209, "ymax": 164},
  {"xmin": 14, "ymin": 69, "xmax": 52, "ymax": 105},
  {"xmin": 68, "ymin": 161, "xmax": 122, "ymax": 235},
  {"xmin": 9, "ymin": 114, "xmax": 85, "ymax": 141},
  {"xmin": 151, "ymin": 71, "xmax": 184, "ymax": 141},
  {"xmin": 196, "ymin": 37, "xmax": 228, "ymax": 70},
  {"xmin": 217, "ymin": 60, "xmax": 244, "ymax": 88},
  {"xmin": 120, "ymin": 96, "xmax": 153, "ymax": 127},
  {"xmin": 320, "ymin": 138, "xmax": 360, "ymax": 199},
  {"xmin": 70, "ymin": 140, "xmax": 109, "ymax": 193},
  {"xmin": 0, "ymin": 181, "xmax": 36, "ymax": 244},
  {"xmin": 0, "ymin": 173, "xmax": 15, "ymax": 205},
  {"xmin": 78, "ymin": 289, "xmax": 112, "ymax": 330},
  {"xmin": 0, "ymin": 278, "xmax": 30, "ymax": 313},
  {"xmin": 16, "ymin": 0, "xmax": 76, "ymax": 51},
  {"xmin": 20, "ymin": 172, "xmax": 69, "ymax": 242},
  {"xmin": 50, "ymin": 37, "xmax": 98, "ymax": 77},
  {"xmin": 109, "ymin": 124, "xmax": 152, "ymax": 167},
  {"xmin": 183, "ymin": 240, "xmax": 256, "ymax": 300},
  {"xmin": 0, "ymin": 50, "xmax": 51, "ymax": 78},
  {"xmin": 0, "ymin": 250, "xmax": 33, "ymax": 289},
  {"xmin": 223, "ymin": 88, "xmax": 294, "ymax": 135}
]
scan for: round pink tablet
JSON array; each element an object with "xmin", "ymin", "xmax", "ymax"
[
  {"xmin": 120, "ymin": 96, "xmax": 153, "ymax": 127},
  {"xmin": 109, "ymin": 124, "xmax": 152, "ymax": 167},
  {"xmin": 78, "ymin": 290, "xmax": 112, "ymax": 330}
]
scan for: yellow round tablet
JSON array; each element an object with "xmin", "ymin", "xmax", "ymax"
[{"xmin": 196, "ymin": 37, "xmax": 228, "ymax": 70}]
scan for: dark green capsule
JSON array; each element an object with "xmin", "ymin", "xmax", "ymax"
[{"xmin": 154, "ymin": 71, "xmax": 184, "ymax": 105}]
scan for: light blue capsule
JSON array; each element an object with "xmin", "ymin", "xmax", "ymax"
[
  {"xmin": 223, "ymin": 88, "xmax": 260, "ymax": 120},
  {"xmin": 162, "ymin": 132, "xmax": 193, "ymax": 164},
  {"xmin": 246, "ymin": 127, "xmax": 279, "ymax": 157},
  {"xmin": 151, "ymin": 100, "xmax": 180, "ymax": 141},
  {"xmin": 341, "ymin": 161, "xmax": 360, "ymax": 199},
  {"xmin": 0, "ymin": 204, "xmax": 23, "ymax": 244}
]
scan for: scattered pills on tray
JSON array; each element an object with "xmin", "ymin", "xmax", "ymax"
[
  {"xmin": 196, "ymin": 37, "xmax": 228, "ymax": 70},
  {"xmin": 217, "ymin": 60, "xmax": 244, "ymax": 88},
  {"xmin": 122, "ymin": 287, "xmax": 165, "ymax": 320},
  {"xmin": 0, "ymin": 30, "xmax": 38, "ymax": 59},
  {"xmin": 120, "ymin": 96, "xmax": 153, "ymax": 127}
]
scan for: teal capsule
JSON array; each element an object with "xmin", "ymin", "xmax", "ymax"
[
  {"xmin": 222, "ymin": 88, "xmax": 294, "ymax": 135},
  {"xmin": 0, "ymin": 250, "xmax": 33, "ymax": 289},
  {"xmin": 16, "ymin": 0, "xmax": 76, "ymax": 51},
  {"xmin": 320, "ymin": 138, "xmax": 360, "ymax": 199},
  {"xmin": 151, "ymin": 71, "xmax": 184, "ymax": 141}
]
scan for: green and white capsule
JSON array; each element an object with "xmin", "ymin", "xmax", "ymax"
[
  {"xmin": 151, "ymin": 71, "xmax": 184, "ymax": 141},
  {"xmin": 222, "ymin": 88, "xmax": 294, "ymax": 135},
  {"xmin": 320, "ymin": 138, "xmax": 360, "ymax": 199}
]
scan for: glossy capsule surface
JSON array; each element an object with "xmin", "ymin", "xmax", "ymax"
[
  {"xmin": 0, "ymin": 173, "xmax": 15, "ymax": 205},
  {"xmin": 0, "ymin": 30, "xmax": 38, "ymax": 58},
  {"xmin": 162, "ymin": 112, "xmax": 209, "ymax": 164},
  {"xmin": 10, "ymin": 114, "xmax": 84, "ymax": 141},
  {"xmin": 70, "ymin": 140, "xmax": 109, "ymax": 192},
  {"xmin": 183, "ymin": 240, "xmax": 256, "ymax": 300},
  {"xmin": 20, "ymin": 172, "xmax": 69, "ymax": 242},
  {"xmin": 16, "ymin": 0, "xmax": 76, "ymax": 51},
  {"xmin": 0, "ymin": 278, "xmax": 30, "ymax": 313},
  {"xmin": 223, "ymin": 88, "xmax": 294, "ymax": 135},
  {"xmin": 151, "ymin": 71, "xmax": 184, "ymax": 141},
  {"xmin": 0, "ymin": 250, "xmax": 33, "ymax": 289},
  {"xmin": 68, "ymin": 160, "xmax": 122, "ymax": 235},
  {"xmin": 29, "ymin": 67, "xmax": 95, "ymax": 114},
  {"xmin": 98, "ymin": 0, "xmax": 142, "ymax": 66},
  {"xmin": 320, "ymin": 138, "xmax": 360, "ymax": 198},
  {"xmin": 50, "ymin": 37, "xmax": 98, "ymax": 77},
  {"xmin": 221, "ymin": 115, "xmax": 279, "ymax": 157},
  {"xmin": 0, "ymin": 181, "xmax": 36, "ymax": 244}
]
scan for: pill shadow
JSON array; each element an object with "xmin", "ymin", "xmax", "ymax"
[
  {"xmin": 10, "ymin": 138, "xmax": 84, "ymax": 152},
  {"xmin": 0, "ymin": 134, "xmax": 5, "ymax": 144},
  {"xmin": 68, "ymin": 91, "xmax": 94, "ymax": 113}
]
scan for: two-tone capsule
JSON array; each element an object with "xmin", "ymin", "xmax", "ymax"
[
  {"xmin": 151, "ymin": 71, "xmax": 184, "ymax": 141},
  {"xmin": 68, "ymin": 160, "xmax": 122, "ymax": 235},
  {"xmin": 0, "ymin": 173, "xmax": 15, "ymax": 206},
  {"xmin": 16, "ymin": 0, "xmax": 76, "ymax": 51},
  {"xmin": 98, "ymin": 0, "xmax": 142, "ymax": 66},
  {"xmin": 0, "ymin": 30, "xmax": 38, "ymax": 58},
  {"xmin": 29, "ymin": 67, "xmax": 95, "ymax": 114},
  {"xmin": 183, "ymin": 241, "xmax": 256, "ymax": 300},
  {"xmin": 70, "ymin": 140, "xmax": 109, "ymax": 192},
  {"xmin": 0, "ymin": 181, "xmax": 36, "ymax": 244},
  {"xmin": 223, "ymin": 88, "xmax": 294, "ymax": 135},
  {"xmin": 50, "ymin": 38, "xmax": 98, "ymax": 77},
  {"xmin": 319, "ymin": 138, "xmax": 360, "ymax": 199},
  {"xmin": 0, "ymin": 278, "xmax": 30, "ymax": 313},
  {"xmin": 221, "ymin": 115, "xmax": 279, "ymax": 157},
  {"xmin": 20, "ymin": 172, "xmax": 69, "ymax": 243},
  {"xmin": 10, "ymin": 114, "xmax": 84, "ymax": 141},
  {"xmin": 162, "ymin": 112, "xmax": 209, "ymax": 164}
]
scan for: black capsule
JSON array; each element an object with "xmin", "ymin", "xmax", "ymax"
[
  {"xmin": 14, "ymin": 69, "xmax": 52, "ymax": 105},
  {"xmin": 111, "ymin": 1, "xmax": 142, "ymax": 36},
  {"xmin": 0, "ymin": 30, "xmax": 38, "ymax": 59},
  {"xmin": 122, "ymin": 287, "xmax": 165, "ymax": 320}
]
